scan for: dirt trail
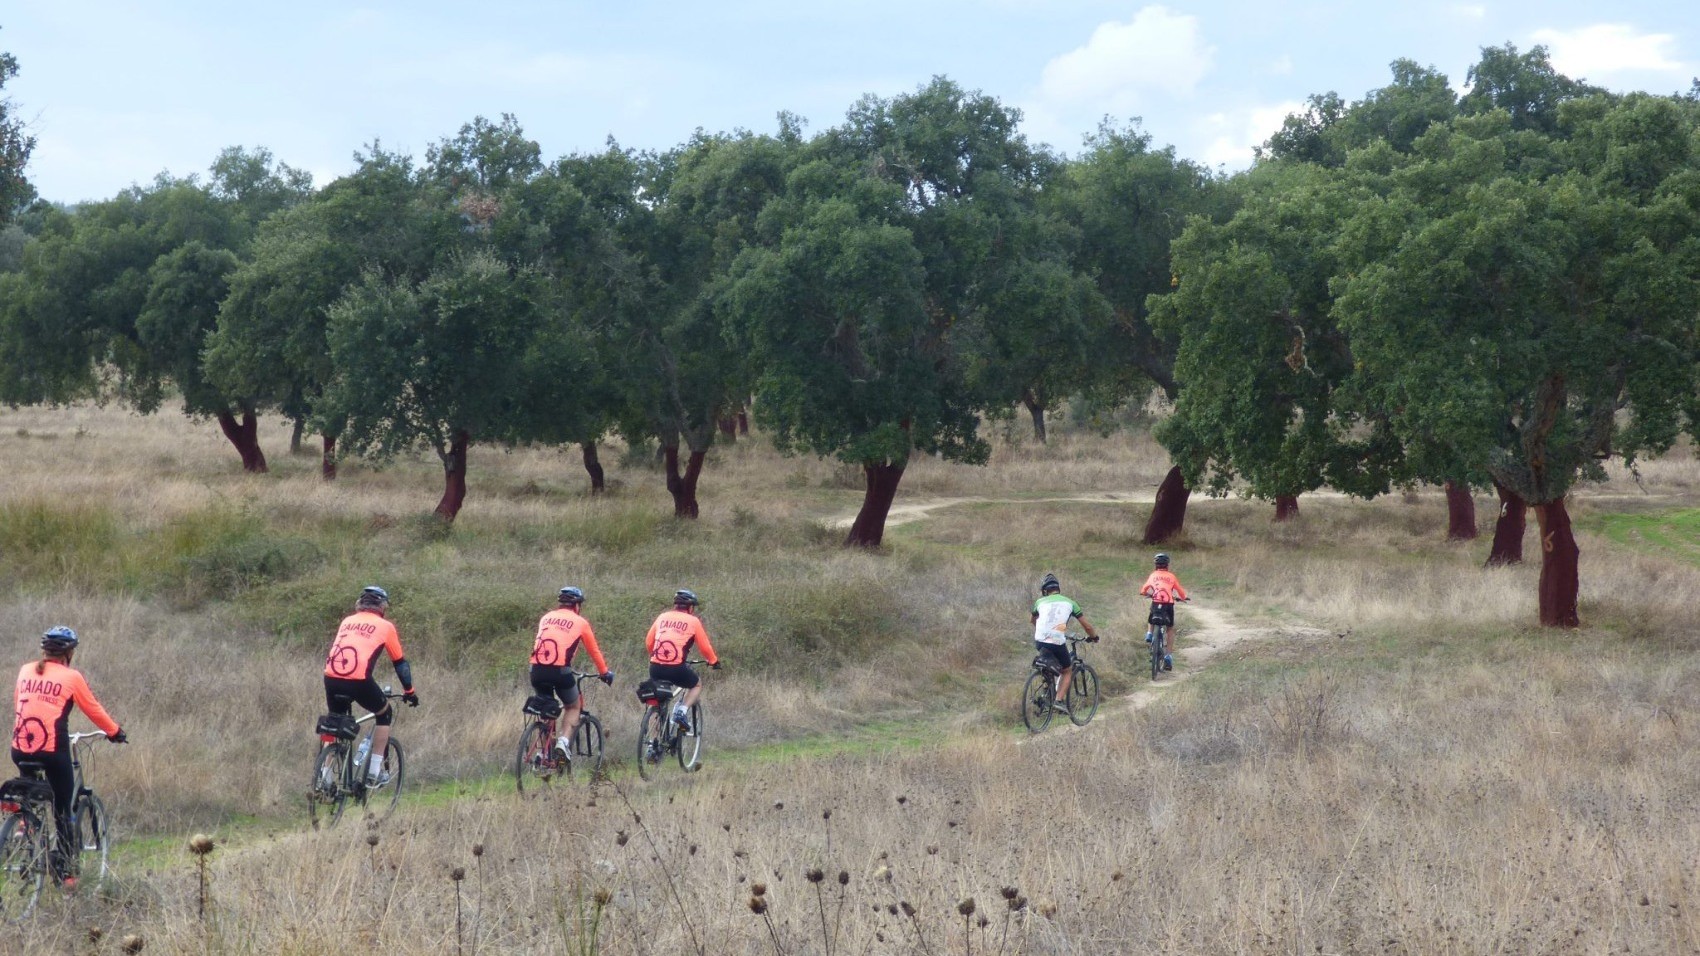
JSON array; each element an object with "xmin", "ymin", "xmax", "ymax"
[{"xmin": 827, "ymin": 492, "xmax": 1155, "ymax": 530}]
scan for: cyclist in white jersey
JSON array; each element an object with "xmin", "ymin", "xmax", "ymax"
[{"xmin": 1030, "ymin": 573, "xmax": 1099, "ymax": 714}]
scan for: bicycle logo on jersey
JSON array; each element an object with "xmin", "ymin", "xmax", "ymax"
[
  {"xmin": 11, "ymin": 717, "xmax": 46, "ymax": 753},
  {"xmin": 327, "ymin": 644, "xmax": 360, "ymax": 678},
  {"xmin": 653, "ymin": 641, "xmax": 682, "ymax": 664},
  {"xmin": 534, "ymin": 638, "xmax": 560, "ymax": 666}
]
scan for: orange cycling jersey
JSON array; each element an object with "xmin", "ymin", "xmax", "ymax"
[
  {"xmin": 646, "ymin": 610, "xmax": 718, "ymax": 667},
  {"xmin": 12, "ymin": 660, "xmax": 119, "ymax": 755},
  {"xmin": 530, "ymin": 608, "xmax": 609, "ymax": 673},
  {"xmin": 324, "ymin": 610, "xmax": 406, "ymax": 682},
  {"xmin": 1140, "ymin": 569, "xmax": 1188, "ymax": 605}
]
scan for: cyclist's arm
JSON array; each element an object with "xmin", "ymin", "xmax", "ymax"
[
  {"xmin": 383, "ymin": 623, "xmax": 415, "ymax": 692},
  {"xmin": 644, "ymin": 621, "xmax": 658, "ymax": 659},
  {"xmin": 692, "ymin": 621, "xmax": 720, "ymax": 667},
  {"xmin": 579, "ymin": 625, "xmax": 610, "ymax": 675},
  {"xmin": 1074, "ymin": 613, "xmax": 1099, "ymax": 639},
  {"xmin": 1173, "ymin": 581, "xmax": 1190, "ymax": 601},
  {"xmin": 69, "ymin": 672, "xmax": 121, "ymax": 737}
]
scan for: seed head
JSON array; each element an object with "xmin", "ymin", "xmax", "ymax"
[
  {"xmin": 837, "ymin": 870, "xmax": 850, "ymax": 887},
  {"xmin": 1000, "ymin": 886, "xmax": 1019, "ymax": 900},
  {"xmin": 451, "ymin": 867, "xmax": 466, "ymax": 882},
  {"xmin": 188, "ymin": 834, "xmax": 215, "ymax": 856},
  {"xmin": 472, "ymin": 843, "xmax": 485, "ymax": 858},
  {"xmin": 87, "ymin": 927, "xmax": 104, "ymax": 943},
  {"xmin": 615, "ymin": 830, "xmax": 630, "ymax": 847},
  {"xmin": 1111, "ymin": 871, "xmax": 1124, "ymax": 882},
  {"xmin": 748, "ymin": 896, "xmax": 768, "ymax": 915},
  {"xmin": 593, "ymin": 888, "xmax": 613, "ymax": 907},
  {"xmin": 900, "ymin": 900, "xmax": 917, "ymax": 918},
  {"xmin": 926, "ymin": 845, "xmax": 939, "ymax": 856},
  {"xmin": 366, "ymin": 834, "xmax": 380, "ymax": 848},
  {"xmin": 957, "ymin": 898, "xmax": 976, "ymax": 916},
  {"xmin": 977, "ymin": 914, "xmax": 990, "ymax": 928},
  {"xmin": 806, "ymin": 867, "xmax": 825, "ymax": 884},
  {"xmin": 120, "ymin": 936, "xmax": 145, "ymax": 954},
  {"xmin": 752, "ymin": 882, "xmax": 768, "ymax": 897},
  {"xmin": 1008, "ymin": 895, "xmax": 1028, "ymax": 912},
  {"xmin": 822, "ymin": 809, "xmax": 832, "ymax": 820},
  {"xmin": 1037, "ymin": 898, "xmax": 1058, "ymax": 919},
  {"xmin": 773, "ymin": 801, "xmax": 784, "ymax": 810}
]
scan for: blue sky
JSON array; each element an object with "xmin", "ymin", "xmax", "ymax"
[{"xmin": 5, "ymin": 1, "xmax": 1696, "ymax": 203}]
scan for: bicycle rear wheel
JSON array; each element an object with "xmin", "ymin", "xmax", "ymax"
[
  {"xmin": 573, "ymin": 714, "xmax": 606, "ymax": 780},
  {"xmin": 1150, "ymin": 625, "xmax": 1165, "ymax": 680},
  {"xmin": 365, "ymin": 739, "xmax": 404, "ymax": 823},
  {"xmin": 308, "ymin": 743, "xmax": 349, "ymax": 830},
  {"xmin": 0, "ymin": 810, "xmax": 48, "ymax": 920},
  {"xmin": 1021, "ymin": 670, "xmax": 1055, "ymax": 733},
  {"xmin": 1067, "ymin": 662, "xmax": 1099, "ymax": 726},
  {"xmin": 72, "ymin": 791, "xmax": 109, "ymax": 881},
  {"xmin": 676, "ymin": 704, "xmax": 702, "ymax": 772},
  {"xmin": 515, "ymin": 722, "xmax": 558, "ymax": 794},
  {"xmin": 637, "ymin": 707, "xmax": 666, "ymax": 781}
]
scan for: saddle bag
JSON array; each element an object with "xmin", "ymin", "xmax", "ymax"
[
  {"xmin": 635, "ymin": 679, "xmax": 666, "ymax": 704},
  {"xmin": 523, "ymin": 694, "xmax": 564, "ymax": 719},
  {"xmin": 1147, "ymin": 602, "xmax": 1176, "ymax": 627},
  {"xmin": 315, "ymin": 713, "xmax": 360, "ymax": 741},
  {"xmin": 1031, "ymin": 655, "xmax": 1062, "ymax": 676},
  {"xmin": 0, "ymin": 776, "xmax": 56, "ymax": 807}
]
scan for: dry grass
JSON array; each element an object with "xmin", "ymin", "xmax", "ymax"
[{"xmin": 4, "ymin": 403, "xmax": 1700, "ymax": 953}]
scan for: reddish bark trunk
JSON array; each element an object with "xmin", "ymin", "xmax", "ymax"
[
  {"xmin": 433, "ymin": 430, "xmax": 470, "ymax": 521},
  {"xmin": 321, "ymin": 434, "xmax": 337, "ymax": 481},
  {"xmin": 1274, "ymin": 495, "xmax": 1300, "ymax": 521},
  {"xmin": 664, "ymin": 445, "xmax": 705, "ymax": 518},
  {"xmin": 1444, "ymin": 481, "xmax": 1478, "ymax": 541},
  {"xmin": 1534, "ymin": 497, "xmax": 1580, "ymax": 628},
  {"xmin": 845, "ymin": 462, "xmax": 906, "ymax": 548},
  {"xmin": 716, "ymin": 417, "xmax": 738, "ymax": 442},
  {"xmin": 1142, "ymin": 465, "xmax": 1191, "ymax": 545},
  {"xmin": 581, "ymin": 441, "xmax": 606, "ymax": 494},
  {"xmin": 215, "ymin": 407, "xmax": 268, "ymax": 473},
  {"xmin": 1485, "ymin": 480, "xmax": 1526, "ymax": 566},
  {"xmin": 737, "ymin": 412, "xmax": 749, "ymax": 435}
]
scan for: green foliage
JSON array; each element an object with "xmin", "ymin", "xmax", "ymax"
[
  {"xmin": 0, "ymin": 32, "xmax": 34, "ymax": 224},
  {"xmin": 0, "ymin": 500, "xmax": 121, "ymax": 585}
]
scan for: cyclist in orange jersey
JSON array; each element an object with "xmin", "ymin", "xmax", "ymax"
[
  {"xmin": 12, "ymin": 626, "xmax": 127, "ymax": 887},
  {"xmin": 323, "ymin": 586, "xmax": 417, "ymax": 786},
  {"xmin": 645, "ymin": 589, "xmax": 720, "ymax": 731},
  {"xmin": 1140, "ymin": 553, "xmax": 1190, "ymax": 672},
  {"xmin": 529, "ymin": 586, "xmax": 613, "ymax": 761}
]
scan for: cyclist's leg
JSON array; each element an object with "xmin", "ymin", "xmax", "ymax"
[
  {"xmin": 349, "ymin": 678, "xmax": 393, "ymax": 779},
  {"xmin": 35, "ymin": 750, "xmax": 76, "ymax": 882},
  {"xmin": 557, "ymin": 674, "xmax": 583, "ymax": 740},
  {"xmin": 1035, "ymin": 642, "xmax": 1072, "ymax": 706},
  {"xmin": 1056, "ymin": 663, "xmax": 1074, "ymax": 701}
]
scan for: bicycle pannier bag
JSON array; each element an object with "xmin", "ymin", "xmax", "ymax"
[
  {"xmin": 1147, "ymin": 602, "xmax": 1176, "ymax": 627},
  {"xmin": 1031, "ymin": 655, "xmax": 1062, "ymax": 676},
  {"xmin": 315, "ymin": 713, "xmax": 360, "ymax": 740},
  {"xmin": 523, "ymin": 694, "xmax": 564, "ymax": 719},
  {"xmin": 635, "ymin": 679, "xmax": 665, "ymax": 704},
  {"xmin": 0, "ymin": 777, "xmax": 57, "ymax": 806}
]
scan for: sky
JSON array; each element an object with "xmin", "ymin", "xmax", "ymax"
[{"xmin": 4, "ymin": 1, "xmax": 1697, "ymax": 204}]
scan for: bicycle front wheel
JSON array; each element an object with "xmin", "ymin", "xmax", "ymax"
[
  {"xmin": 1021, "ymin": 670, "xmax": 1055, "ymax": 733},
  {"xmin": 366, "ymin": 739, "xmax": 404, "ymax": 823},
  {"xmin": 1150, "ymin": 626, "xmax": 1165, "ymax": 681},
  {"xmin": 515, "ymin": 722, "xmax": 557, "ymax": 795},
  {"xmin": 308, "ymin": 743, "xmax": 349, "ymax": 830},
  {"xmin": 637, "ymin": 707, "xmax": 666, "ymax": 781},
  {"xmin": 1067, "ymin": 662, "xmax": 1100, "ymax": 726},
  {"xmin": 676, "ymin": 704, "xmax": 702, "ymax": 772},
  {"xmin": 573, "ymin": 714, "xmax": 606, "ymax": 780},
  {"xmin": 72, "ymin": 792, "xmax": 109, "ymax": 881},
  {"xmin": 0, "ymin": 811, "xmax": 48, "ymax": 920}
]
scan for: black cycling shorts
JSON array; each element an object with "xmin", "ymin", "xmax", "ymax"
[
  {"xmin": 529, "ymin": 664, "xmax": 580, "ymax": 707},
  {"xmin": 1148, "ymin": 603, "xmax": 1176, "ymax": 627},
  {"xmin": 1033, "ymin": 642, "xmax": 1072, "ymax": 671},
  {"xmin": 648, "ymin": 662, "xmax": 699, "ymax": 690},
  {"xmin": 324, "ymin": 676, "xmax": 392, "ymax": 727}
]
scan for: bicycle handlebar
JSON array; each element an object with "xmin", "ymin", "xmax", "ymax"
[{"xmin": 68, "ymin": 731, "xmax": 107, "ymax": 745}]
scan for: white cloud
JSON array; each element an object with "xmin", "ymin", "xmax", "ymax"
[
  {"xmin": 1037, "ymin": 5, "xmax": 1216, "ymax": 106},
  {"xmin": 1195, "ymin": 101, "xmax": 1304, "ymax": 170},
  {"xmin": 1451, "ymin": 4, "xmax": 1487, "ymax": 20},
  {"xmin": 1531, "ymin": 23, "xmax": 1689, "ymax": 80}
]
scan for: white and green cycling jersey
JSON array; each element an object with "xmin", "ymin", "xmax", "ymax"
[{"xmin": 1031, "ymin": 593, "xmax": 1083, "ymax": 645}]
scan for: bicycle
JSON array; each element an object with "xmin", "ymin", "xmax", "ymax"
[
  {"xmin": 515, "ymin": 670, "xmax": 606, "ymax": 793},
  {"xmin": 1020, "ymin": 635, "xmax": 1100, "ymax": 733},
  {"xmin": 0, "ymin": 731, "xmax": 112, "ymax": 918},
  {"xmin": 635, "ymin": 660, "xmax": 707, "ymax": 779},
  {"xmin": 308, "ymin": 688, "xmax": 407, "ymax": 829}
]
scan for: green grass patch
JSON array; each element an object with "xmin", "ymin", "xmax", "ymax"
[{"xmin": 1586, "ymin": 508, "xmax": 1700, "ymax": 566}]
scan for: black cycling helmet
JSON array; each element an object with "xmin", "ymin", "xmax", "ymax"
[
  {"xmin": 558, "ymin": 586, "xmax": 585, "ymax": 606},
  {"xmin": 1154, "ymin": 553, "xmax": 1170, "ymax": 569},
  {"xmin": 357, "ymin": 585, "xmax": 391, "ymax": 610},
  {"xmin": 1039, "ymin": 573, "xmax": 1060, "ymax": 594},
  {"xmin": 673, "ymin": 588, "xmax": 699, "ymax": 609},
  {"xmin": 41, "ymin": 626, "xmax": 78, "ymax": 654}
]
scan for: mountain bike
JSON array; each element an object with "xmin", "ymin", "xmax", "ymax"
[
  {"xmin": 515, "ymin": 670, "xmax": 606, "ymax": 793},
  {"xmin": 0, "ymin": 731, "xmax": 113, "ymax": 918},
  {"xmin": 635, "ymin": 660, "xmax": 707, "ymax": 779},
  {"xmin": 1021, "ymin": 635, "xmax": 1100, "ymax": 733},
  {"xmin": 308, "ymin": 688, "xmax": 407, "ymax": 829}
]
